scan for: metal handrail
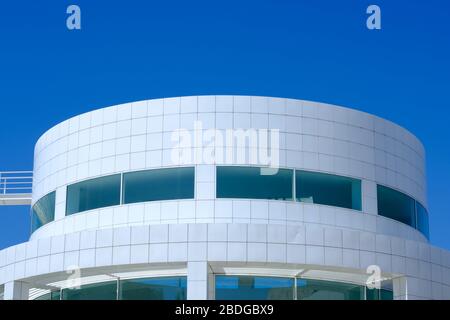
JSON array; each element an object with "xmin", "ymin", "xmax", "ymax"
[
  {"xmin": 0, "ymin": 171, "xmax": 33, "ymax": 195},
  {"xmin": 0, "ymin": 171, "xmax": 32, "ymax": 174}
]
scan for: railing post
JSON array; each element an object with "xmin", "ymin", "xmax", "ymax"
[
  {"xmin": 0, "ymin": 173, "xmax": 4, "ymax": 194},
  {"xmin": 0, "ymin": 171, "xmax": 33, "ymax": 205}
]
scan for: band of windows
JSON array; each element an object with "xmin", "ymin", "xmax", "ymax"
[
  {"xmin": 30, "ymin": 166, "xmax": 429, "ymax": 239},
  {"xmin": 65, "ymin": 167, "xmax": 195, "ymax": 216},
  {"xmin": 35, "ymin": 276, "xmax": 187, "ymax": 300},
  {"xmin": 35, "ymin": 275, "xmax": 392, "ymax": 300},
  {"xmin": 377, "ymin": 185, "xmax": 429, "ymax": 239},
  {"xmin": 216, "ymin": 275, "xmax": 393, "ymax": 300},
  {"xmin": 216, "ymin": 166, "xmax": 361, "ymax": 210}
]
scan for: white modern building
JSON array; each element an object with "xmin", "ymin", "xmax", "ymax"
[{"xmin": 1, "ymin": 95, "xmax": 450, "ymax": 300}]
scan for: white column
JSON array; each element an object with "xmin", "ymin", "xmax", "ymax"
[
  {"xmin": 392, "ymin": 276, "xmax": 407, "ymax": 300},
  {"xmin": 187, "ymin": 261, "xmax": 213, "ymax": 300},
  {"xmin": 362, "ymin": 180, "xmax": 378, "ymax": 215},
  {"xmin": 195, "ymin": 165, "xmax": 216, "ymax": 201},
  {"xmin": 208, "ymin": 270, "xmax": 215, "ymax": 300},
  {"xmin": 54, "ymin": 185, "xmax": 67, "ymax": 221},
  {"xmin": 3, "ymin": 281, "xmax": 30, "ymax": 300}
]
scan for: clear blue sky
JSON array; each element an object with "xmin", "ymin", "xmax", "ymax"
[{"xmin": 0, "ymin": 0, "xmax": 449, "ymax": 250}]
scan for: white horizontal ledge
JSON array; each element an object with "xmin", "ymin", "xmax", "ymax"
[{"xmin": 0, "ymin": 194, "xmax": 32, "ymax": 206}]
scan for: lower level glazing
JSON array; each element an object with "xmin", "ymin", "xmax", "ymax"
[{"xmin": 34, "ymin": 275, "xmax": 392, "ymax": 300}]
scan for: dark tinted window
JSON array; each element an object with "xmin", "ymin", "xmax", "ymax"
[
  {"xmin": 377, "ymin": 185, "xmax": 416, "ymax": 227},
  {"xmin": 120, "ymin": 277, "xmax": 187, "ymax": 300},
  {"xmin": 31, "ymin": 191, "xmax": 56, "ymax": 232},
  {"xmin": 35, "ymin": 291, "xmax": 61, "ymax": 300},
  {"xmin": 215, "ymin": 275, "xmax": 294, "ymax": 300},
  {"xmin": 216, "ymin": 166, "xmax": 293, "ymax": 200},
  {"xmin": 59, "ymin": 277, "xmax": 187, "ymax": 300},
  {"xmin": 123, "ymin": 167, "xmax": 194, "ymax": 204},
  {"xmin": 62, "ymin": 281, "xmax": 117, "ymax": 300},
  {"xmin": 416, "ymin": 202, "xmax": 429, "ymax": 239},
  {"xmin": 66, "ymin": 174, "xmax": 121, "ymax": 215},
  {"xmin": 297, "ymin": 279, "xmax": 364, "ymax": 300},
  {"xmin": 296, "ymin": 171, "xmax": 361, "ymax": 210}
]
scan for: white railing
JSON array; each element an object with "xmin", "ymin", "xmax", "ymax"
[
  {"xmin": 0, "ymin": 171, "xmax": 33, "ymax": 195},
  {"xmin": 0, "ymin": 171, "xmax": 33, "ymax": 205}
]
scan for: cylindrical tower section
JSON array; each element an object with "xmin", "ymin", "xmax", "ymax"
[
  {"xmin": 30, "ymin": 96, "xmax": 428, "ymax": 242},
  {"xmin": 2, "ymin": 96, "xmax": 448, "ymax": 301}
]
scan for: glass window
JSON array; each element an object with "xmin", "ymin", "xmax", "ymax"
[
  {"xmin": 215, "ymin": 275, "xmax": 294, "ymax": 300},
  {"xmin": 366, "ymin": 280, "xmax": 394, "ymax": 300},
  {"xmin": 366, "ymin": 288, "xmax": 394, "ymax": 300},
  {"xmin": 31, "ymin": 191, "xmax": 56, "ymax": 233},
  {"xmin": 297, "ymin": 279, "xmax": 364, "ymax": 300},
  {"xmin": 62, "ymin": 281, "xmax": 117, "ymax": 300},
  {"xmin": 66, "ymin": 174, "xmax": 121, "ymax": 215},
  {"xmin": 216, "ymin": 167, "xmax": 293, "ymax": 200},
  {"xmin": 296, "ymin": 171, "xmax": 361, "ymax": 210},
  {"xmin": 35, "ymin": 291, "xmax": 61, "ymax": 300},
  {"xmin": 379, "ymin": 288, "xmax": 394, "ymax": 300},
  {"xmin": 416, "ymin": 202, "xmax": 430, "ymax": 239},
  {"xmin": 35, "ymin": 292, "xmax": 51, "ymax": 300},
  {"xmin": 377, "ymin": 185, "xmax": 416, "ymax": 228},
  {"xmin": 120, "ymin": 277, "xmax": 187, "ymax": 300},
  {"xmin": 123, "ymin": 167, "xmax": 194, "ymax": 204}
]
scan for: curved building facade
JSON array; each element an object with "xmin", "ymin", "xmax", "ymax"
[{"xmin": 1, "ymin": 95, "xmax": 449, "ymax": 300}]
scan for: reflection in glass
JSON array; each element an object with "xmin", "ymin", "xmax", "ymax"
[
  {"xmin": 297, "ymin": 279, "xmax": 364, "ymax": 300},
  {"xmin": 31, "ymin": 191, "xmax": 56, "ymax": 232},
  {"xmin": 416, "ymin": 202, "xmax": 429, "ymax": 239},
  {"xmin": 216, "ymin": 166, "xmax": 293, "ymax": 200},
  {"xmin": 59, "ymin": 277, "xmax": 187, "ymax": 300},
  {"xmin": 377, "ymin": 185, "xmax": 416, "ymax": 227},
  {"xmin": 66, "ymin": 174, "xmax": 121, "ymax": 215},
  {"xmin": 215, "ymin": 275, "xmax": 294, "ymax": 300},
  {"xmin": 123, "ymin": 167, "xmax": 194, "ymax": 204},
  {"xmin": 366, "ymin": 288, "xmax": 394, "ymax": 300},
  {"xmin": 62, "ymin": 281, "xmax": 117, "ymax": 300},
  {"xmin": 35, "ymin": 291, "xmax": 61, "ymax": 300},
  {"xmin": 120, "ymin": 277, "xmax": 187, "ymax": 300},
  {"xmin": 215, "ymin": 276, "xmax": 393, "ymax": 300},
  {"xmin": 296, "ymin": 171, "xmax": 361, "ymax": 210}
]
